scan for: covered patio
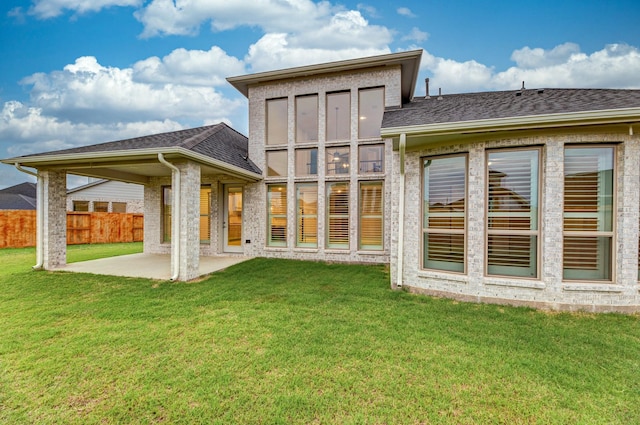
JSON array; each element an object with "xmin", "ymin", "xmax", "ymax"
[
  {"xmin": 2, "ymin": 123, "xmax": 262, "ymax": 281},
  {"xmin": 60, "ymin": 253, "xmax": 249, "ymax": 280}
]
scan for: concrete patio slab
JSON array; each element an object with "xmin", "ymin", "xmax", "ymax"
[{"xmin": 59, "ymin": 253, "xmax": 249, "ymax": 280}]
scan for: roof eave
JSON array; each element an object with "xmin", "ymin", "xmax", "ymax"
[
  {"xmin": 227, "ymin": 49, "xmax": 423, "ymax": 102},
  {"xmin": 2, "ymin": 147, "xmax": 263, "ymax": 182},
  {"xmin": 382, "ymin": 107, "xmax": 640, "ymax": 148}
]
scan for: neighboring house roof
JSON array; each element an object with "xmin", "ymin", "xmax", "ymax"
[
  {"xmin": 228, "ymin": 49, "xmax": 423, "ymax": 104},
  {"xmin": 382, "ymin": 88, "xmax": 640, "ymax": 147},
  {"xmin": 0, "ymin": 193, "xmax": 36, "ymax": 210},
  {"xmin": 2, "ymin": 123, "xmax": 263, "ymax": 184},
  {"xmin": 66, "ymin": 179, "xmax": 110, "ymax": 194},
  {"xmin": 0, "ymin": 182, "xmax": 37, "ymax": 197}
]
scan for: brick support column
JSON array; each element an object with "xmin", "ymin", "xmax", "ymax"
[
  {"xmin": 177, "ymin": 162, "xmax": 201, "ymax": 281},
  {"xmin": 41, "ymin": 170, "xmax": 67, "ymax": 269}
]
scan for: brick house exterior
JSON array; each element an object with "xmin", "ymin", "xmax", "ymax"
[{"xmin": 3, "ymin": 50, "xmax": 640, "ymax": 312}]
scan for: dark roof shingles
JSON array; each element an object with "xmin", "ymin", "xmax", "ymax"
[
  {"xmin": 20, "ymin": 123, "xmax": 262, "ymax": 175},
  {"xmin": 382, "ymin": 88, "xmax": 640, "ymax": 128},
  {"xmin": 0, "ymin": 193, "xmax": 36, "ymax": 210}
]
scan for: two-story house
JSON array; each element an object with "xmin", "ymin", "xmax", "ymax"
[{"xmin": 4, "ymin": 49, "xmax": 640, "ymax": 312}]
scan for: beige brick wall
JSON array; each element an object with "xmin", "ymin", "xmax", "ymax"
[{"xmin": 392, "ymin": 130, "xmax": 640, "ymax": 312}]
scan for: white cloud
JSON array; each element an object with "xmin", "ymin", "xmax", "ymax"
[
  {"xmin": 28, "ymin": 0, "xmax": 142, "ymax": 19},
  {"xmin": 421, "ymin": 51, "xmax": 494, "ymax": 94},
  {"xmin": 132, "ymin": 46, "xmax": 246, "ymax": 86},
  {"xmin": 245, "ymin": 33, "xmax": 390, "ymax": 72},
  {"xmin": 292, "ymin": 10, "xmax": 392, "ymax": 50},
  {"xmin": 421, "ymin": 43, "xmax": 640, "ymax": 94},
  {"xmin": 397, "ymin": 7, "xmax": 416, "ymax": 18},
  {"xmin": 20, "ymin": 56, "xmax": 243, "ymax": 125},
  {"xmin": 134, "ymin": 0, "xmax": 336, "ymax": 38},
  {"xmin": 402, "ymin": 27, "xmax": 428, "ymax": 43},
  {"xmin": 510, "ymin": 42, "xmax": 581, "ymax": 69},
  {"xmin": 1, "ymin": 100, "xmax": 184, "ymax": 157}
]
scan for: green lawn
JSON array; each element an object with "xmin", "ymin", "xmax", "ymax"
[{"xmin": 1, "ymin": 245, "xmax": 639, "ymax": 424}]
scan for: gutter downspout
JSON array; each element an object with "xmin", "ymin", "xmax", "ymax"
[
  {"xmin": 14, "ymin": 163, "xmax": 44, "ymax": 270},
  {"xmin": 396, "ymin": 134, "xmax": 406, "ymax": 288},
  {"xmin": 158, "ymin": 154, "xmax": 180, "ymax": 281}
]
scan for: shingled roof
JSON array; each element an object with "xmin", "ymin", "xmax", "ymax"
[
  {"xmin": 0, "ymin": 193, "xmax": 36, "ymax": 210},
  {"xmin": 18, "ymin": 122, "xmax": 261, "ymax": 176},
  {"xmin": 382, "ymin": 88, "xmax": 640, "ymax": 128}
]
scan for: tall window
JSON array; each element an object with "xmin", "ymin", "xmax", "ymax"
[
  {"xmin": 296, "ymin": 94, "xmax": 318, "ymax": 143},
  {"xmin": 268, "ymin": 185, "xmax": 287, "ymax": 247},
  {"xmin": 326, "ymin": 146, "xmax": 350, "ymax": 175},
  {"xmin": 266, "ymin": 150, "xmax": 288, "ymax": 177},
  {"xmin": 327, "ymin": 182, "xmax": 349, "ymax": 249},
  {"xmin": 358, "ymin": 87, "xmax": 384, "ymax": 139},
  {"xmin": 163, "ymin": 186, "xmax": 211, "ymax": 244},
  {"xmin": 200, "ymin": 185, "xmax": 211, "ymax": 244},
  {"xmin": 162, "ymin": 187, "xmax": 172, "ymax": 243},
  {"xmin": 359, "ymin": 181, "xmax": 383, "ymax": 250},
  {"xmin": 326, "ymin": 91, "xmax": 350, "ymax": 141},
  {"xmin": 267, "ymin": 98, "xmax": 287, "ymax": 145},
  {"xmin": 487, "ymin": 149, "xmax": 539, "ymax": 278},
  {"xmin": 296, "ymin": 184, "xmax": 318, "ymax": 248},
  {"xmin": 295, "ymin": 148, "xmax": 318, "ymax": 176},
  {"xmin": 423, "ymin": 155, "xmax": 466, "ymax": 272},
  {"xmin": 563, "ymin": 146, "xmax": 614, "ymax": 281},
  {"xmin": 359, "ymin": 144, "xmax": 384, "ymax": 173}
]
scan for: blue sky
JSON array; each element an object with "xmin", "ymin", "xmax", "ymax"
[{"xmin": 1, "ymin": 0, "xmax": 639, "ymax": 188}]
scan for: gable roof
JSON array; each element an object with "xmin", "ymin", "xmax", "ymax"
[
  {"xmin": 2, "ymin": 123, "xmax": 262, "ymax": 184},
  {"xmin": 382, "ymin": 88, "xmax": 640, "ymax": 148}
]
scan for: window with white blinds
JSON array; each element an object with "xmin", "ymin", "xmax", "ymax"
[
  {"xmin": 486, "ymin": 149, "xmax": 539, "ymax": 278},
  {"xmin": 423, "ymin": 155, "xmax": 466, "ymax": 272},
  {"xmin": 563, "ymin": 146, "xmax": 614, "ymax": 281},
  {"xmin": 200, "ymin": 185, "xmax": 211, "ymax": 244},
  {"xmin": 359, "ymin": 181, "xmax": 383, "ymax": 250},
  {"xmin": 296, "ymin": 184, "xmax": 318, "ymax": 248},
  {"xmin": 268, "ymin": 185, "xmax": 287, "ymax": 247},
  {"xmin": 163, "ymin": 186, "xmax": 211, "ymax": 244},
  {"xmin": 327, "ymin": 182, "xmax": 349, "ymax": 249}
]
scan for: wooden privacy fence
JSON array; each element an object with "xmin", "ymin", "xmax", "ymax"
[{"xmin": 0, "ymin": 211, "xmax": 143, "ymax": 248}]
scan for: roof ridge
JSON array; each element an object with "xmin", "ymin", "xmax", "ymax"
[{"xmin": 180, "ymin": 123, "xmax": 224, "ymax": 151}]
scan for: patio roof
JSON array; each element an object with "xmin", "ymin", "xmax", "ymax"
[{"xmin": 1, "ymin": 123, "xmax": 263, "ymax": 184}]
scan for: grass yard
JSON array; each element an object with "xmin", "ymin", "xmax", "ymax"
[{"xmin": 1, "ymin": 244, "xmax": 639, "ymax": 424}]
